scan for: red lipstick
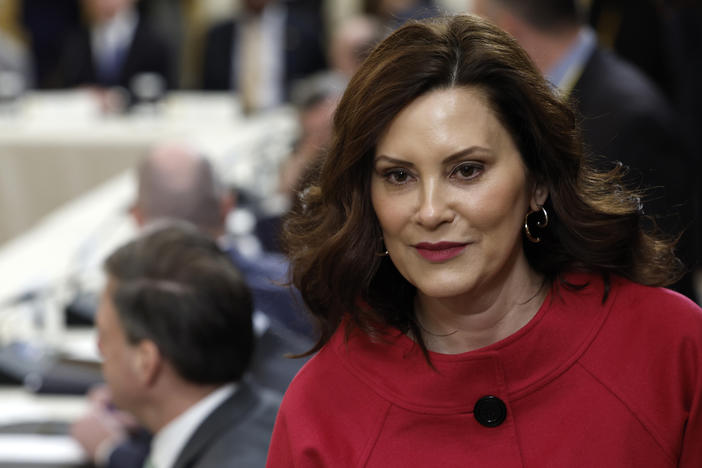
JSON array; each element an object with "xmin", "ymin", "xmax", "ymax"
[{"xmin": 413, "ymin": 242, "xmax": 468, "ymax": 262}]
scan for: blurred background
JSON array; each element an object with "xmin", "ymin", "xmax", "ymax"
[{"xmin": 0, "ymin": 0, "xmax": 699, "ymax": 466}]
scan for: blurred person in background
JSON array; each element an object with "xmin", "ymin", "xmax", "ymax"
[
  {"xmin": 201, "ymin": 0, "xmax": 327, "ymax": 113},
  {"xmin": 130, "ymin": 142, "xmax": 311, "ymax": 339},
  {"xmin": 588, "ymin": 0, "xmax": 675, "ymax": 100},
  {"xmin": 278, "ymin": 14, "xmax": 383, "ymax": 198},
  {"xmin": 363, "ymin": 0, "xmax": 439, "ymax": 30},
  {"xmin": 71, "ymin": 143, "xmax": 311, "ymax": 467},
  {"xmin": 666, "ymin": 3, "xmax": 702, "ymax": 285},
  {"xmin": 328, "ymin": 14, "xmax": 384, "ymax": 80},
  {"xmin": 276, "ymin": 74, "xmax": 344, "ymax": 200},
  {"xmin": 472, "ymin": 0, "xmax": 698, "ymax": 302},
  {"xmin": 256, "ymin": 74, "xmax": 344, "ymax": 251},
  {"xmin": 587, "ymin": 0, "xmax": 702, "ymax": 290},
  {"xmin": 76, "ymin": 222, "xmax": 281, "ymax": 468},
  {"xmin": 255, "ymin": 14, "xmax": 384, "ymax": 251},
  {"xmin": 56, "ymin": 0, "xmax": 177, "ymax": 111}
]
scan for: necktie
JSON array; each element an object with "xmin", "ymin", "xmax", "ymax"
[
  {"xmin": 240, "ymin": 16, "xmax": 263, "ymax": 114},
  {"xmin": 97, "ymin": 42, "xmax": 126, "ymax": 85}
]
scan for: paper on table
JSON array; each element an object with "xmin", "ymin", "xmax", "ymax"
[
  {"xmin": 0, "ymin": 434, "xmax": 86, "ymax": 463},
  {"xmin": 0, "ymin": 387, "xmax": 87, "ymax": 426},
  {"xmin": 56, "ymin": 330, "xmax": 101, "ymax": 364}
]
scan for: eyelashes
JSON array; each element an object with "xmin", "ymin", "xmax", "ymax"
[
  {"xmin": 450, "ymin": 162, "xmax": 483, "ymax": 180},
  {"xmin": 378, "ymin": 162, "xmax": 484, "ymax": 185},
  {"xmin": 382, "ymin": 168, "xmax": 413, "ymax": 184}
]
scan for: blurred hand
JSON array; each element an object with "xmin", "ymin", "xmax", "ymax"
[
  {"xmin": 87, "ymin": 86, "xmax": 128, "ymax": 115},
  {"xmin": 70, "ymin": 385, "xmax": 139, "ymax": 463}
]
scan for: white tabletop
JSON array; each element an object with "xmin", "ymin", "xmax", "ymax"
[{"xmin": 0, "ymin": 90, "xmax": 298, "ymax": 246}]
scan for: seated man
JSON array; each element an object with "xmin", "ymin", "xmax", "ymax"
[
  {"xmin": 71, "ymin": 143, "xmax": 312, "ymax": 466},
  {"xmin": 201, "ymin": 0, "xmax": 327, "ymax": 112},
  {"xmin": 131, "ymin": 142, "xmax": 313, "ymax": 340},
  {"xmin": 58, "ymin": 0, "xmax": 176, "ymax": 92},
  {"xmin": 89, "ymin": 222, "xmax": 280, "ymax": 467}
]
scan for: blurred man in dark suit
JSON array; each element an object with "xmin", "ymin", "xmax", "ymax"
[
  {"xmin": 91, "ymin": 222, "xmax": 280, "ymax": 467},
  {"xmin": 473, "ymin": 0, "xmax": 698, "ymax": 302},
  {"xmin": 71, "ymin": 143, "xmax": 312, "ymax": 467},
  {"xmin": 201, "ymin": 0, "xmax": 327, "ymax": 112},
  {"xmin": 57, "ymin": 0, "xmax": 176, "ymax": 106}
]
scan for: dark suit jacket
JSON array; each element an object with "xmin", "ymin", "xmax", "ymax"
[
  {"xmin": 201, "ymin": 7, "xmax": 326, "ymax": 95},
  {"xmin": 171, "ymin": 381, "xmax": 281, "ymax": 468},
  {"xmin": 572, "ymin": 47, "xmax": 697, "ymax": 298},
  {"xmin": 108, "ymin": 428, "xmax": 152, "ymax": 467},
  {"xmin": 106, "ymin": 319, "xmax": 311, "ymax": 468},
  {"xmin": 58, "ymin": 14, "xmax": 176, "ymax": 90},
  {"xmin": 249, "ymin": 315, "xmax": 312, "ymax": 394},
  {"xmin": 228, "ymin": 247, "xmax": 313, "ymax": 339},
  {"xmin": 109, "ymin": 380, "xmax": 285, "ymax": 468}
]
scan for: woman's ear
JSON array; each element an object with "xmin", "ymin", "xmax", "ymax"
[{"xmin": 530, "ymin": 183, "xmax": 549, "ymax": 210}]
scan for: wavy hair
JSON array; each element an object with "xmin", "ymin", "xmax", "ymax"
[{"xmin": 283, "ymin": 14, "xmax": 682, "ymax": 356}]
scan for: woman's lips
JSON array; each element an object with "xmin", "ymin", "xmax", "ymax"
[{"xmin": 413, "ymin": 242, "xmax": 468, "ymax": 262}]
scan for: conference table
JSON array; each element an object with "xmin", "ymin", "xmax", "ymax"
[
  {"xmin": 0, "ymin": 89, "xmax": 297, "ymax": 305},
  {"xmin": 0, "ymin": 325, "xmax": 98, "ymax": 467},
  {"xmin": 0, "ymin": 90, "xmax": 298, "ymax": 465},
  {"xmin": 0, "ymin": 385, "xmax": 89, "ymax": 467},
  {"xmin": 0, "ymin": 90, "xmax": 297, "ymax": 246}
]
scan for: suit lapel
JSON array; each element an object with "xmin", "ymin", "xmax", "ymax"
[
  {"xmin": 171, "ymin": 382, "xmax": 259, "ymax": 468},
  {"xmin": 225, "ymin": 22, "xmax": 237, "ymax": 90},
  {"xmin": 119, "ymin": 15, "xmax": 144, "ymax": 85}
]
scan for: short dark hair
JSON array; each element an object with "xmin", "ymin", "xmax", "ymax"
[
  {"xmin": 282, "ymin": 14, "xmax": 681, "ymax": 357},
  {"xmin": 104, "ymin": 221, "xmax": 254, "ymax": 384}
]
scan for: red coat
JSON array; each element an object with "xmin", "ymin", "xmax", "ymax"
[{"xmin": 267, "ymin": 274, "xmax": 702, "ymax": 467}]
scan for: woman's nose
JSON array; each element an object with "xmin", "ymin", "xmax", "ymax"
[{"xmin": 414, "ymin": 180, "xmax": 454, "ymax": 229}]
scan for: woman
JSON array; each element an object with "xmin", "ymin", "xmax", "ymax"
[{"xmin": 267, "ymin": 15, "xmax": 702, "ymax": 467}]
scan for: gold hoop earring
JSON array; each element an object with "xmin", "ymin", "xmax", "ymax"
[{"xmin": 524, "ymin": 205, "xmax": 549, "ymax": 243}]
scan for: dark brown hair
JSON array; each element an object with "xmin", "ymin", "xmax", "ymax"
[{"xmin": 283, "ymin": 14, "xmax": 681, "ymax": 356}]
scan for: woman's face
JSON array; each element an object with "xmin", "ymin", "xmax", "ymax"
[{"xmin": 371, "ymin": 86, "xmax": 546, "ymax": 300}]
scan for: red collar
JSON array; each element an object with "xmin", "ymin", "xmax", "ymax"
[{"xmin": 331, "ymin": 273, "xmax": 616, "ymax": 413}]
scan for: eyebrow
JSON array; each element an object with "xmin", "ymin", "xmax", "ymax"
[{"xmin": 374, "ymin": 146, "xmax": 491, "ymax": 166}]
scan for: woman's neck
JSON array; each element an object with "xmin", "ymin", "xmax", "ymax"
[{"xmin": 414, "ymin": 271, "xmax": 548, "ymax": 354}]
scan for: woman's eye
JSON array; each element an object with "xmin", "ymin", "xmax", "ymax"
[
  {"xmin": 452, "ymin": 163, "xmax": 482, "ymax": 180},
  {"xmin": 385, "ymin": 169, "xmax": 412, "ymax": 184}
]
